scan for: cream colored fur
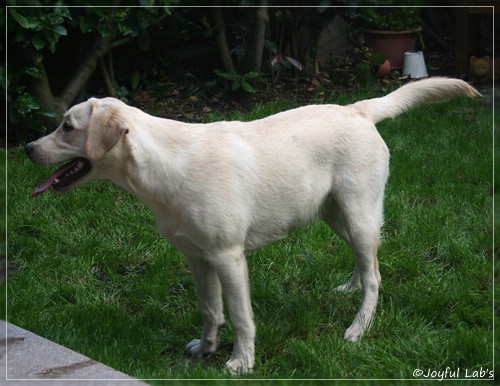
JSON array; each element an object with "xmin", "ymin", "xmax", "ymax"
[{"xmin": 25, "ymin": 78, "xmax": 480, "ymax": 373}]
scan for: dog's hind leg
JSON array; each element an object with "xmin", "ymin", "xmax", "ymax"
[
  {"xmin": 334, "ymin": 264, "xmax": 361, "ymax": 293},
  {"xmin": 322, "ymin": 199, "xmax": 362, "ymax": 293},
  {"xmin": 339, "ymin": 196, "xmax": 383, "ymax": 342},
  {"xmin": 186, "ymin": 257, "xmax": 226, "ymax": 358}
]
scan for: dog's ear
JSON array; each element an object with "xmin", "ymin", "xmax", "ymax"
[{"xmin": 85, "ymin": 99, "xmax": 128, "ymax": 160}]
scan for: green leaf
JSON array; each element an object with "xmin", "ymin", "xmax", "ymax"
[
  {"xmin": 264, "ymin": 40, "xmax": 278, "ymax": 54},
  {"xmin": 243, "ymin": 71, "xmax": 259, "ymax": 79},
  {"xmin": 240, "ymin": 80, "xmax": 256, "ymax": 93},
  {"xmin": 118, "ymin": 22, "xmax": 135, "ymax": 37},
  {"xmin": 136, "ymin": 12, "xmax": 151, "ymax": 30},
  {"xmin": 231, "ymin": 81, "xmax": 240, "ymax": 92},
  {"xmin": 372, "ymin": 52, "xmax": 386, "ymax": 66},
  {"xmin": 79, "ymin": 16, "xmax": 93, "ymax": 33},
  {"xmin": 14, "ymin": 33, "xmax": 26, "ymax": 44},
  {"xmin": 31, "ymin": 35, "xmax": 46, "ymax": 51},
  {"xmin": 33, "ymin": 51, "xmax": 44, "ymax": 64},
  {"xmin": 55, "ymin": 7, "xmax": 71, "ymax": 21},
  {"xmin": 14, "ymin": 93, "xmax": 40, "ymax": 114},
  {"xmin": 93, "ymin": 8, "xmax": 108, "ymax": 19},
  {"xmin": 9, "ymin": 9, "xmax": 30, "ymax": 29},
  {"xmin": 43, "ymin": 30, "xmax": 57, "ymax": 45},
  {"xmin": 25, "ymin": 67, "xmax": 43, "ymax": 79},
  {"xmin": 97, "ymin": 23, "xmax": 114, "ymax": 37},
  {"xmin": 201, "ymin": 14, "xmax": 211, "ymax": 30},
  {"xmin": 49, "ymin": 16, "xmax": 65, "ymax": 26},
  {"xmin": 49, "ymin": 25, "xmax": 67, "ymax": 36},
  {"xmin": 214, "ymin": 69, "xmax": 238, "ymax": 81}
]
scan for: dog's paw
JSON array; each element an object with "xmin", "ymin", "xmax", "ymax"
[
  {"xmin": 334, "ymin": 282, "xmax": 361, "ymax": 293},
  {"xmin": 225, "ymin": 356, "xmax": 254, "ymax": 374},
  {"xmin": 343, "ymin": 323, "xmax": 364, "ymax": 342},
  {"xmin": 344, "ymin": 313, "xmax": 373, "ymax": 342},
  {"xmin": 186, "ymin": 339, "xmax": 210, "ymax": 358}
]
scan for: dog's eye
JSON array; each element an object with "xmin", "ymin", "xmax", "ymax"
[{"xmin": 62, "ymin": 122, "xmax": 73, "ymax": 132}]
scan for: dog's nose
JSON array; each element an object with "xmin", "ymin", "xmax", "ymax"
[{"xmin": 24, "ymin": 143, "xmax": 34, "ymax": 158}]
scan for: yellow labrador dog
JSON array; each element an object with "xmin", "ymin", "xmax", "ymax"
[{"xmin": 25, "ymin": 78, "xmax": 479, "ymax": 373}]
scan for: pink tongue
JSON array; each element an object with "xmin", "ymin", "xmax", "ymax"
[{"xmin": 32, "ymin": 160, "xmax": 79, "ymax": 197}]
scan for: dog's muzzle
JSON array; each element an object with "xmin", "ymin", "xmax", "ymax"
[{"xmin": 24, "ymin": 142, "xmax": 35, "ymax": 161}]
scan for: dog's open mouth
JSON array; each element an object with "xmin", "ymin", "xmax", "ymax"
[{"xmin": 32, "ymin": 158, "xmax": 92, "ymax": 197}]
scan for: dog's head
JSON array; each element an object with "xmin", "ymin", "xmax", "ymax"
[{"xmin": 25, "ymin": 97, "xmax": 129, "ymax": 197}]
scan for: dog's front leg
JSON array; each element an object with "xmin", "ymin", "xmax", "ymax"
[
  {"xmin": 208, "ymin": 247, "xmax": 255, "ymax": 374},
  {"xmin": 186, "ymin": 257, "xmax": 226, "ymax": 357}
]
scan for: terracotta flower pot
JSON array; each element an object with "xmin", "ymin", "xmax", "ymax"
[
  {"xmin": 376, "ymin": 59, "xmax": 391, "ymax": 77},
  {"xmin": 364, "ymin": 29, "xmax": 419, "ymax": 69}
]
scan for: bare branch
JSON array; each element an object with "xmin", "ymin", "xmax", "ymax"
[
  {"xmin": 99, "ymin": 57, "xmax": 116, "ymax": 97},
  {"xmin": 212, "ymin": 3, "xmax": 235, "ymax": 73}
]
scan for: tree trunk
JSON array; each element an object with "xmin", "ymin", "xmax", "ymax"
[
  {"xmin": 211, "ymin": 4, "xmax": 235, "ymax": 73},
  {"xmin": 251, "ymin": 0, "xmax": 268, "ymax": 73},
  {"xmin": 99, "ymin": 56, "xmax": 116, "ymax": 97},
  {"xmin": 30, "ymin": 62, "xmax": 60, "ymax": 114},
  {"xmin": 60, "ymin": 35, "xmax": 113, "ymax": 108},
  {"xmin": 25, "ymin": 35, "xmax": 113, "ymax": 132}
]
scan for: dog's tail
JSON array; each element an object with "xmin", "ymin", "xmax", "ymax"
[{"xmin": 350, "ymin": 77, "xmax": 482, "ymax": 124}]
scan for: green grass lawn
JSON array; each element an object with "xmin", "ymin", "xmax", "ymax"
[
  {"xmin": 7, "ymin": 89, "xmax": 493, "ymax": 382},
  {"xmin": 1, "ymin": 148, "xmax": 5, "ymax": 321}
]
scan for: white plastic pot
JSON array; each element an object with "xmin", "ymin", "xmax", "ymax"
[{"xmin": 402, "ymin": 51, "xmax": 428, "ymax": 79}]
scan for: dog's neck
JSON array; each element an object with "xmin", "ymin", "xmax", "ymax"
[{"xmin": 109, "ymin": 114, "xmax": 201, "ymax": 207}]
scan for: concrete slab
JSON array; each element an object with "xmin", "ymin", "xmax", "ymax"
[{"xmin": 1, "ymin": 320, "xmax": 149, "ymax": 385}]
